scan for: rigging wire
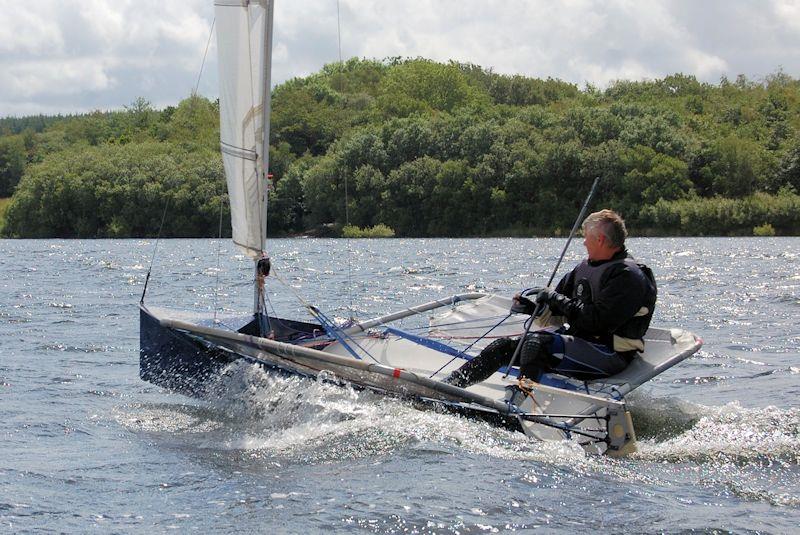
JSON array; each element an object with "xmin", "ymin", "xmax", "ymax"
[
  {"xmin": 336, "ymin": 0, "xmax": 343, "ymax": 62},
  {"xmin": 213, "ymin": 194, "xmax": 226, "ymax": 323},
  {"xmin": 194, "ymin": 17, "xmax": 216, "ymax": 96},
  {"xmin": 140, "ymin": 199, "xmax": 171, "ymax": 304},
  {"xmin": 141, "ymin": 16, "xmax": 214, "ymax": 305},
  {"xmin": 336, "ymin": 0, "xmax": 355, "ymax": 320},
  {"xmin": 140, "ymin": 13, "xmax": 274, "ymax": 322}
]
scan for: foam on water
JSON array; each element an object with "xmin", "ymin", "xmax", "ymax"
[
  {"xmin": 623, "ymin": 397, "xmax": 800, "ymax": 509},
  {"xmin": 116, "ymin": 360, "xmax": 800, "ymax": 514},
  {"xmin": 626, "ymin": 391, "xmax": 704, "ymax": 441},
  {"xmin": 121, "ymin": 359, "xmax": 799, "ymax": 483},
  {"xmin": 119, "ymin": 361, "xmax": 590, "ymax": 466},
  {"xmin": 635, "ymin": 401, "xmax": 800, "ymax": 464}
]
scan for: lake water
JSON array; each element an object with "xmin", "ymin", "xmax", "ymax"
[{"xmin": 1, "ymin": 237, "xmax": 798, "ymax": 533}]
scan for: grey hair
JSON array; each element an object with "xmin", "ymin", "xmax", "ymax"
[{"xmin": 582, "ymin": 209, "xmax": 627, "ymax": 249}]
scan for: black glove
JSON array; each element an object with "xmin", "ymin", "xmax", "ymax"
[
  {"xmin": 537, "ymin": 289, "xmax": 569, "ymax": 315},
  {"xmin": 535, "ymin": 288, "xmax": 556, "ymax": 304},
  {"xmin": 510, "ymin": 295, "xmax": 536, "ymax": 315},
  {"xmin": 521, "ymin": 287, "xmax": 547, "ymax": 299}
]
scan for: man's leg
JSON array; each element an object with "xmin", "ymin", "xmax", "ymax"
[
  {"xmin": 443, "ymin": 337, "xmax": 517, "ymax": 388},
  {"xmin": 545, "ymin": 335, "xmax": 629, "ymax": 380},
  {"xmin": 518, "ymin": 332, "xmax": 561, "ymax": 381}
]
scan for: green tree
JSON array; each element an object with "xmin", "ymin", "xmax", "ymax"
[
  {"xmin": 380, "ymin": 156, "xmax": 443, "ymax": 236},
  {"xmin": 375, "ymin": 59, "xmax": 490, "ymax": 117},
  {"xmin": 301, "ymin": 155, "xmax": 341, "ymax": 227},
  {"xmin": 4, "ymin": 142, "xmax": 226, "ymax": 238},
  {"xmin": 0, "ymin": 136, "xmax": 26, "ymax": 196},
  {"xmin": 709, "ymin": 136, "xmax": 771, "ymax": 197},
  {"xmin": 168, "ymin": 95, "xmax": 219, "ymax": 148}
]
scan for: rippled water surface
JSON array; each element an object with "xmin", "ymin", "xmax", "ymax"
[{"xmin": 1, "ymin": 237, "xmax": 799, "ymax": 533}]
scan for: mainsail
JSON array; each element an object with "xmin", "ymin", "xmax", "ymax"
[{"xmin": 215, "ymin": 0, "xmax": 274, "ymax": 257}]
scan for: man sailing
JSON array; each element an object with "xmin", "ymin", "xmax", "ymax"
[{"xmin": 444, "ymin": 209, "xmax": 657, "ymax": 387}]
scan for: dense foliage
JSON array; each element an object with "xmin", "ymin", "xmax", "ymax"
[
  {"xmin": 2, "ymin": 58, "xmax": 800, "ymax": 238},
  {"xmin": 341, "ymin": 224, "xmax": 395, "ymax": 238}
]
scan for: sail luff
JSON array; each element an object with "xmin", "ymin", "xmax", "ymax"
[{"xmin": 214, "ymin": 0, "xmax": 272, "ymax": 259}]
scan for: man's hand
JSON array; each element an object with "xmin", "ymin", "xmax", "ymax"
[
  {"xmin": 520, "ymin": 287, "xmax": 547, "ymax": 299},
  {"xmin": 511, "ymin": 287, "xmax": 549, "ymax": 315},
  {"xmin": 536, "ymin": 288, "xmax": 569, "ymax": 315},
  {"xmin": 510, "ymin": 294, "xmax": 536, "ymax": 315},
  {"xmin": 535, "ymin": 288, "xmax": 556, "ymax": 304}
]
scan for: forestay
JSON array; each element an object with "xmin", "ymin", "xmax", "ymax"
[{"xmin": 215, "ymin": 0, "xmax": 274, "ymax": 257}]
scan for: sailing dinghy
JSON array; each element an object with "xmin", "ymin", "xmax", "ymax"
[{"xmin": 139, "ymin": 0, "xmax": 702, "ymax": 456}]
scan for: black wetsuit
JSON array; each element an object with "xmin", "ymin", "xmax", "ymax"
[
  {"xmin": 446, "ymin": 249, "xmax": 656, "ymax": 386},
  {"xmin": 550, "ymin": 248, "xmax": 656, "ymax": 352}
]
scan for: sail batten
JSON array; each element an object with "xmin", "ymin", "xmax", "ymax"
[
  {"xmin": 220, "ymin": 142, "xmax": 258, "ymax": 161},
  {"xmin": 215, "ymin": 0, "xmax": 272, "ymax": 258}
]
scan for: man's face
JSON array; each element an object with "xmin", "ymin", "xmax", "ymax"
[{"xmin": 583, "ymin": 227, "xmax": 605, "ymax": 261}]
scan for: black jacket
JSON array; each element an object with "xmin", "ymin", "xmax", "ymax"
[{"xmin": 550, "ymin": 249, "xmax": 657, "ymax": 350}]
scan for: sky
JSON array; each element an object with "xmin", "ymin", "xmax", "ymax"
[{"xmin": 2, "ymin": 0, "xmax": 800, "ymax": 117}]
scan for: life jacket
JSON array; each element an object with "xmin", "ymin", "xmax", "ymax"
[{"xmin": 569, "ymin": 256, "xmax": 657, "ymax": 353}]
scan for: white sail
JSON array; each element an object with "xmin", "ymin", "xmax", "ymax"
[{"xmin": 215, "ymin": 0, "xmax": 274, "ymax": 257}]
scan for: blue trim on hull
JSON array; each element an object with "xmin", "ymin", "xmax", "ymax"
[{"xmin": 382, "ymin": 326, "xmax": 521, "ymax": 378}]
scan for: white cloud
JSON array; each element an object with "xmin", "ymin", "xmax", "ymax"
[
  {"xmin": 6, "ymin": 58, "xmax": 115, "ymax": 97},
  {"xmin": 0, "ymin": 6, "xmax": 64, "ymax": 56},
  {"xmin": 684, "ymin": 50, "xmax": 729, "ymax": 80},
  {"xmin": 0, "ymin": 0, "xmax": 213, "ymax": 115},
  {"xmin": 773, "ymin": 0, "xmax": 800, "ymax": 31},
  {"xmin": 0, "ymin": 0, "xmax": 798, "ymax": 116}
]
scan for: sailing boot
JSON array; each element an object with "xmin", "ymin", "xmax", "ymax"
[
  {"xmin": 443, "ymin": 337, "xmax": 518, "ymax": 388},
  {"xmin": 518, "ymin": 332, "xmax": 559, "ymax": 381}
]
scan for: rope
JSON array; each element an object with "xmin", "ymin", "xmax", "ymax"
[
  {"xmin": 428, "ymin": 313, "xmax": 512, "ymax": 378},
  {"xmin": 140, "ymin": 198, "xmax": 170, "ymax": 304},
  {"xmin": 257, "ymin": 283, "xmax": 272, "ymax": 335},
  {"xmin": 407, "ymin": 314, "xmax": 517, "ymax": 333},
  {"xmin": 516, "ymin": 378, "xmax": 544, "ymax": 413},
  {"xmin": 194, "ymin": 17, "xmax": 215, "ymax": 96},
  {"xmin": 308, "ymin": 305, "xmax": 380, "ymax": 363},
  {"xmin": 270, "ymin": 268, "xmax": 378, "ymax": 361},
  {"xmin": 260, "ymin": 289, "xmax": 319, "ymax": 340}
]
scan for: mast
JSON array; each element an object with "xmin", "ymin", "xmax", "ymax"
[{"xmin": 254, "ymin": 0, "xmax": 275, "ymax": 331}]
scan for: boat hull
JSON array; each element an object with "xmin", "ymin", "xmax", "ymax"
[
  {"xmin": 139, "ymin": 306, "xmax": 236, "ymax": 397},
  {"xmin": 139, "ymin": 304, "xmax": 525, "ymax": 431},
  {"xmin": 138, "ymin": 295, "xmax": 701, "ymax": 455}
]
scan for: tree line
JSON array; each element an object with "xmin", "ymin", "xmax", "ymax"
[{"xmin": 2, "ymin": 58, "xmax": 800, "ymax": 238}]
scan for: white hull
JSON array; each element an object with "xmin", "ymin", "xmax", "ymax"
[{"xmin": 141, "ymin": 294, "xmax": 701, "ymax": 455}]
